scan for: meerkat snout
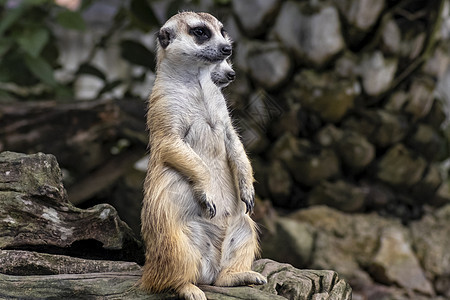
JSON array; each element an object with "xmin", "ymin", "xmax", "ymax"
[{"xmin": 211, "ymin": 59, "xmax": 235, "ymax": 88}]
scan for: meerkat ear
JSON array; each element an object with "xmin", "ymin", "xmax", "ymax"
[{"xmin": 158, "ymin": 27, "xmax": 174, "ymax": 49}]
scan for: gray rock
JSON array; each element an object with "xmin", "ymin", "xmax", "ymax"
[
  {"xmin": 247, "ymin": 42, "xmax": 292, "ymax": 90},
  {"xmin": 274, "ymin": 1, "xmax": 345, "ymax": 66},
  {"xmin": 385, "ymin": 91, "xmax": 408, "ymax": 112},
  {"xmin": 267, "ymin": 160, "xmax": 293, "ymax": 206},
  {"xmin": 359, "ymin": 51, "xmax": 397, "ymax": 96},
  {"xmin": 373, "ymin": 110, "xmax": 409, "ymax": 147},
  {"xmin": 411, "ymin": 163, "xmax": 442, "ymax": 202},
  {"xmin": 376, "ymin": 144, "xmax": 427, "ymax": 187},
  {"xmin": 369, "ymin": 227, "xmax": 434, "ymax": 295},
  {"xmin": 334, "ymin": 0, "xmax": 385, "ymax": 31},
  {"xmin": 289, "ymin": 70, "xmax": 360, "ymax": 122},
  {"xmin": 405, "ymin": 77, "xmax": 436, "ymax": 121},
  {"xmin": 422, "ymin": 42, "xmax": 450, "ymax": 79},
  {"xmin": 288, "ymin": 206, "xmax": 446, "ymax": 299},
  {"xmin": 381, "ymin": 19, "xmax": 401, "ymax": 54},
  {"xmin": 344, "ymin": 110, "xmax": 408, "ymax": 147},
  {"xmin": 315, "ymin": 124, "xmax": 344, "ymax": 147},
  {"xmin": 232, "ymin": 0, "xmax": 281, "ymax": 37},
  {"xmin": 337, "ymin": 131, "xmax": 375, "ymax": 170},
  {"xmin": 400, "ymin": 30, "xmax": 426, "ymax": 60},
  {"xmin": 309, "ymin": 180, "xmax": 366, "ymax": 212},
  {"xmin": 411, "ymin": 204, "xmax": 450, "ymax": 288},
  {"xmin": 261, "ymin": 218, "xmax": 315, "ymax": 267},
  {"xmin": 271, "ymin": 133, "xmax": 340, "ymax": 186},
  {"xmin": 409, "ymin": 123, "xmax": 446, "ymax": 161}
]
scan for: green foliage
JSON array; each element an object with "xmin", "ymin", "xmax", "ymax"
[
  {"xmin": 0, "ymin": 0, "xmax": 207, "ymax": 101},
  {"xmin": 0, "ymin": 0, "xmax": 81, "ymax": 99}
]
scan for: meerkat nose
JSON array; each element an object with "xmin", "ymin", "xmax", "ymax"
[
  {"xmin": 226, "ymin": 71, "xmax": 236, "ymax": 81},
  {"xmin": 221, "ymin": 45, "xmax": 232, "ymax": 56}
]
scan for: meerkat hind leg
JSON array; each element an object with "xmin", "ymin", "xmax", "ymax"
[
  {"xmin": 178, "ymin": 283, "xmax": 207, "ymax": 300},
  {"xmin": 214, "ymin": 216, "xmax": 267, "ymax": 287}
]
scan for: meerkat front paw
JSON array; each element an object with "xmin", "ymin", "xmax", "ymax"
[
  {"xmin": 197, "ymin": 191, "xmax": 217, "ymax": 219},
  {"xmin": 239, "ymin": 178, "xmax": 255, "ymax": 214}
]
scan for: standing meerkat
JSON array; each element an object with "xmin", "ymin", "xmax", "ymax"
[{"xmin": 141, "ymin": 12, "xmax": 266, "ymax": 300}]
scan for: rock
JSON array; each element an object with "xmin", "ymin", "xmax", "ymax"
[
  {"xmin": 368, "ymin": 227, "xmax": 434, "ymax": 295},
  {"xmin": 411, "ymin": 164, "xmax": 442, "ymax": 201},
  {"xmin": 362, "ymin": 182, "xmax": 395, "ymax": 209},
  {"xmin": 289, "ymin": 70, "xmax": 359, "ymax": 122},
  {"xmin": 376, "ymin": 144, "xmax": 427, "ymax": 187},
  {"xmin": 433, "ymin": 180, "xmax": 450, "ymax": 206},
  {"xmin": 400, "ymin": 30, "xmax": 426, "ymax": 60},
  {"xmin": 344, "ymin": 109, "xmax": 408, "ymax": 147},
  {"xmin": 247, "ymin": 42, "xmax": 292, "ymax": 90},
  {"xmin": 261, "ymin": 218, "xmax": 315, "ymax": 267},
  {"xmin": 405, "ymin": 77, "xmax": 436, "ymax": 121},
  {"xmin": 359, "ymin": 51, "xmax": 397, "ymax": 96},
  {"xmin": 308, "ymin": 180, "xmax": 366, "ymax": 212},
  {"xmin": 274, "ymin": 1, "xmax": 345, "ymax": 66},
  {"xmin": 422, "ymin": 42, "xmax": 450, "ymax": 79},
  {"xmin": 385, "ymin": 90, "xmax": 408, "ymax": 112},
  {"xmin": 267, "ymin": 160, "xmax": 293, "ymax": 207},
  {"xmin": 232, "ymin": 0, "xmax": 281, "ymax": 37},
  {"xmin": 411, "ymin": 204, "xmax": 450, "ymax": 295},
  {"xmin": 381, "ymin": 19, "xmax": 401, "ymax": 54},
  {"xmin": 408, "ymin": 124, "xmax": 446, "ymax": 161},
  {"xmin": 334, "ymin": 51, "xmax": 359, "ymax": 77},
  {"xmin": 336, "ymin": 131, "xmax": 375, "ymax": 170},
  {"xmin": 372, "ymin": 110, "xmax": 409, "ymax": 147},
  {"xmin": 253, "ymin": 259, "xmax": 352, "ymax": 300},
  {"xmin": 0, "ymin": 151, "xmax": 143, "ymax": 263},
  {"xmin": 315, "ymin": 124, "xmax": 344, "ymax": 147},
  {"xmin": 287, "ymin": 206, "xmax": 446, "ymax": 299},
  {"xmin": 271, "ymin": 134, "xmax": 341, "ymax": 186},
  {"xmin": 334, "ymin": 0, "xmax": 385, "ymax": 31}
]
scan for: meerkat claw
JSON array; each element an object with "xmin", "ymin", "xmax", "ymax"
[
  {"xmin": 242, "ymin": 194, "xmax": 254, "ymax": 215},
  {"xmin": 199, "ymin": 192, "xmax": 216, "ymax": 218},
  {"xmin": 208, "ymin": 202, "xmax": 217, "ymax": 219}
]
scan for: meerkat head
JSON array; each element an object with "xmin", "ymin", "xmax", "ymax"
[
  {"xmin": 211, "ymin": 59, "xmax": 235, "ymax": 88},
  {"xmin": 156, "ymin": 12, "xmax": 232, "ymax": 68}
]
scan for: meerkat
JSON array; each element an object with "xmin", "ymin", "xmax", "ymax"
[
  {"xmin": 211, "ymin": 59, "xmax": 235, "ymax": 88},
  {"xmin": 140, "ymin": 12, "xmax": 266, "ymax": 300}
]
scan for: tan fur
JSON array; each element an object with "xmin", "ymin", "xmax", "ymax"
[{"xmin": 140, "ymin": 12, "xmax": 266, "ymax": 300}]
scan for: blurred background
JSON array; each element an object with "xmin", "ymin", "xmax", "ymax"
[{"xmin": 1, "ymin": 0, "xmax": 450, "ymax": 299}]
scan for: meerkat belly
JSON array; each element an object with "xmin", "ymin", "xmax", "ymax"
[{"xmin": 186, "ymin": 117, "xmax": 237, "ymax": 218}]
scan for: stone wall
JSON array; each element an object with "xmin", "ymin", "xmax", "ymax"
[{"xmin": 225, "ymin": 0, "xmax": 450, "ymax": 222}]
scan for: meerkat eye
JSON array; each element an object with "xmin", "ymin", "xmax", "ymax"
[
  {"xmin": 190, "ymin": 26, "xmax": 211, "ymax": 41},
  {"xmin": 220, "ymin": 28, "xmax": 227, "ymax": 37}
]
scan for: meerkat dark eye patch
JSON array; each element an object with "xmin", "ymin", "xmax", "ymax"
[{"xmin": 189, "ymin": 26, "xmax": 211, "ymax": 43}]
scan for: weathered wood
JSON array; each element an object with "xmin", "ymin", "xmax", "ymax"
[
  {"xmin": 254, "ymin": 259, "xmax": 353, "ymax": 300},
  {"xmin": 0, "ymin": 98, "xmax": 147, "ymax": 205},
  {"xmin": 0, "ymin": 250, "xmax": 141, "ymax": 275},
  {"xmin": 0, "ymin": 151, "xmax": 144, "ymax": 263},
  {"xmin": 0, "ymin": 258, "xmax": 351, "ymax": 300}
]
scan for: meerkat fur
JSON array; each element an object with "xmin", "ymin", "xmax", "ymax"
[{"xmin": 140, "ymin": 12, "xmax": 266, "ymax": 300}]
